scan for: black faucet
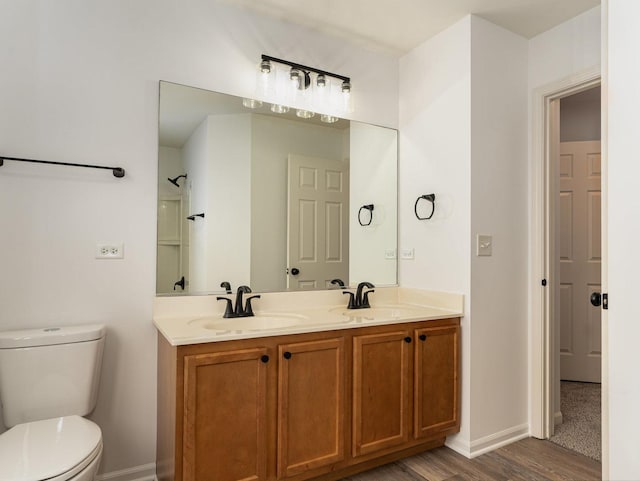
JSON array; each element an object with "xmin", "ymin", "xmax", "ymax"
[
  {"xmin": 220, "ymin": 281, "xmax": 232, "ymax": 294},
  {"xmin": 217, "ymin": 285, "xmax": 260, "ymax": 318},
  {"xmin": 343, "ymin": 281, "xmax": 375, "ymax": 309},
  {"xmin": 330, "ymin": 278, "xmax": 346, "ymax": 289}
]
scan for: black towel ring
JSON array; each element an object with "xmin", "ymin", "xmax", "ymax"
[
  {"xmin": 415, "ymin": 194, "xmax": 436, "ymax": 220},
  {"xmin": 358, "ymin": 204, "xmax": 374, "ymax": 226}
]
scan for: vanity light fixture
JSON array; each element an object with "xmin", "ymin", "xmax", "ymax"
[{"xmin": 258, "ymin": 54, "xmax": 352, "ymax": 114}]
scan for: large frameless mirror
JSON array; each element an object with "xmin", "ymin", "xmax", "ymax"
[{"xmin": 157, "ymin": 81, "xmax": 397, "ymax": 295}]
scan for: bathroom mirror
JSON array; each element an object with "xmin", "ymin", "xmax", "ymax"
[{"xmin": 157, "ymin": 81, "xmax": 397, "ymax": 295}]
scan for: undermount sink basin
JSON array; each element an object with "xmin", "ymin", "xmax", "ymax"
[
  {"xmin": 189, "ymin": 313, "xmax": 309, "ymax": 331},
  {"xmin": 330, "ymin": 305, "xmax": 424, "ymax": 320}
]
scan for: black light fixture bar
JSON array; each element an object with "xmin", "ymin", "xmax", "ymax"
[
  {"xmin": 261, "ymin": 54, "xmax": 350, "ymax": 83},
  {"xmin": 0, "ymin": 155, "xmax": 125, "ymax": 178}
]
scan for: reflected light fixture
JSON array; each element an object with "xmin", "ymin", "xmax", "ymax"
[
  {"xmin": 258, "ymin": 54, "xmax": 352, "ymax": 114},
  {"xmin": 296, "ymin": 109, "xmax": 315, "ymax": 119},
  {"xmin": 242, "ymin": 98, "xmax": 263, "ymax": 109},
  {"xmin": 320, "ymin": 114, "xmax": 339, "ymax": 124},
  {"xmin": 270, "ymin": 104, "xmax": 290, "ymax": 114}
]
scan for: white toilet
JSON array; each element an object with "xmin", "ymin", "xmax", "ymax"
[{"xmin": 0, "ymin": 324, "xmax": 106, "ymax": 481}]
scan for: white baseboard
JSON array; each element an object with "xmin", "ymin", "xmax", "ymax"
[
  {"xmin": 96, "ymin": 463, "xmax": 156, "ymax": 481},
  {"xmin": 446, "ymin": 423, "xmax": 530, "ymax": 459},
  {"xmin": 554, "ymin": 410, "xmax": 563, "ymax": 426}
]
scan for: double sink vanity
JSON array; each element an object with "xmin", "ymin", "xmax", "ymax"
[{"xmin": 154, "ymin": 287, "xmax": 463, "ymax": 481}]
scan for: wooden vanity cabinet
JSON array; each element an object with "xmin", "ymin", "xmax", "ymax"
[
  {"xmin": 277, "ymin": 338, "xmax": 346, "ymax": 478},
  {"xmin": 156, "ymin": 317, "xmax": 460, "ymax": 481},
  {"xmin": 414, "ymin": 325, "xmax": 460, "ymax": 439},
  {"xmin": 352, "ymin": 330, "xmax": 411, "ymax": 456},
  {"xmin": 182, "ymin": 348, "xmax": 269, "ymax": 481}
]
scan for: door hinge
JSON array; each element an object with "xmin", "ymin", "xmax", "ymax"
[
  {"xmin": 603, "ymin": 293, "xmax": 608, "ymax": 310},
  {"xmin": 541, "ymin": 279, "xmax": 547, "ymax": 287}
]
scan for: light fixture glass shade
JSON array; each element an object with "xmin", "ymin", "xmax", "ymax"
[
  {"xmin": 296, "ymin": 109, "xmax": 315, "ymax": 119},
  {"xmin": 270, "ymin": 104, "xmax": 290, "ymax": 114},
  {"xmin": 320, "ymin": 114, "xmax": 339, "ymax": 124},
  {"xmin": 242, "ymin": 98, "xmax": 263, "ymax": 109}
]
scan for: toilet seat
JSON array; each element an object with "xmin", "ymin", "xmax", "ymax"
[{"xmin": 0, "ymin": 415, "xmax": 102, "ymax": 481}]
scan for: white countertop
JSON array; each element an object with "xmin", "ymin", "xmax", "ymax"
[{"xmin": 153, "ymin": 287, "xmax": 463, "ymax": 346}]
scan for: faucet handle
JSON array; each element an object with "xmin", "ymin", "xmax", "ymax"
[
  {"xmin": 216, "ymin": 297, "xmax": 234, "ymax": 318},
  {"xmin": 244, "ymin": 295, "xmax": 261, "ymax": 316},
  {"xmin": 343, "ymin": 291, "xmax": 356, "ymax": 309}
]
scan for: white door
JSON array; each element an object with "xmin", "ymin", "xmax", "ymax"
[
  {"xmin": 287, "ymin": 155, "xmax": 349, "ymax": 290},
  {"xmin": 558, "ymin": 141, "xmax": 602, "ymax": 382}
]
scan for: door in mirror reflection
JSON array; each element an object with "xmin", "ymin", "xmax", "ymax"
[{"xmin": 287, "ymin": 155, "xmax": 349, "ymax": 290}]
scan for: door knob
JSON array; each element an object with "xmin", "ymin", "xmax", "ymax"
[
  {"xmin": 290, "ymin": 268, "xmax": 300, "ymax": 276},
  {"xmin": 590, "ymin": 292, "xmax": 602, "ymax": 307}
]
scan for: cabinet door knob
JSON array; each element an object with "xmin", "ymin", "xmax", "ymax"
[
  {"xmin": 283, "ymin": 351, "xmax": 292, "ymax": 359},
  {"xmin": 404, "ymin": 336, "xmax": 412, "ymax": 343},
  {"xmin": 419, "ymin": 334, "xmax": 427, "ymax": 341},
  {"xmin": 261, "ymin": 355, "xmax": 269, "ymax": 363}
]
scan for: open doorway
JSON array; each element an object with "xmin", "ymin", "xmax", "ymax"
[{"xmin": 549, "ymin": 86, "xmax": 602, "ymax": 462}]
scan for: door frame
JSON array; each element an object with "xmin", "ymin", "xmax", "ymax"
[{"xmin": 529, "ymin": 66, "xmax": 602, "ymax": 441}]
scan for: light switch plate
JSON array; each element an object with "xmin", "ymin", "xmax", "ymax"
[{"xmin": 476, "ymin": 235, "xmax": 492, "ymax": 256}]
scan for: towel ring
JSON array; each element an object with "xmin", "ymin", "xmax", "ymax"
[
  {"xmin": 415, "ymin": 194, "xmax": 435, "ymax": 220},
  {"xmin": 358, "ymin": 204, "xmax": 374, "ymax": 226}
]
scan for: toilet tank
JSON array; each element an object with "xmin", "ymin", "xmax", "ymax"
[{"xmin": 0, "ymin": 324, "xmax": 106, "ymax": 428}]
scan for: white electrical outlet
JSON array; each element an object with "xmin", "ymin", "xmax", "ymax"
[
  {"xmin": 401, "ymin": 248, "xmax": 415, "ymax": 260},
  {"xmin": 96, "ymin": 243, "xmax": 124, "ymax": 259}
]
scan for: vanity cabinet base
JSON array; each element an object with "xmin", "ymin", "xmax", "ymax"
[{"xmin": 156, "ymin": 317, "xmax": 460, "ymax": 481}]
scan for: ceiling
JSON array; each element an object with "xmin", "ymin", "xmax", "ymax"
[{"xmin": 220, "ymin": 0, "xmax": 600, "ymax": 54}]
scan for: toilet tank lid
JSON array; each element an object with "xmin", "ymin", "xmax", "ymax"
[{"xmin": 0, "ymin": 324, "xmax": 106, "ymax": 349}]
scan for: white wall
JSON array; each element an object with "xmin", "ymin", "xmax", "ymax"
[
  {"xmin": 605, "ymin": 1, "xmax": 640, "ymax": 478},
  {"xmin": 469, "ymin": 16, "xmax": 529, "ymax": 445},
  {"xmin": 251, "ymin": 114, "xmax": 346, "ymax": 291},
  {"xmin": 400, "ymin": 14, "xmax": 529, "ymax": 457},
  {"xmin": 182, "ymin": 118, "xmax": 210, "ymax": 293},
  {"xmin": 527, "ymin": 5, "xmax": 601, "ymax": 432},
  {"xmin": 528, "ymin": 7, "xmax": 601, "ymax": 92},
  {"xmin": 349, "ymin": 121, "xmax": 398, "ymax": 286},
  {"xmin": 0, "ymin": 0, "xmax": 399, "ymax": 475},
  {"xmin": 399, "ymin": 15, "xmax": 473, "ymax": 448},
  {"xmin": 205, "ymin": 114, "xmax": 252, "ymax": 292}
]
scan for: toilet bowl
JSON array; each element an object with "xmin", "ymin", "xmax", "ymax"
[{"xmin": 0, "ymin": 415, "xmax": 103, "ymax": 481}]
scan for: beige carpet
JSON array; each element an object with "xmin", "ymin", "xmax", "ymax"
[{"xmin": 550, "ymin": 381, "xmax": 601, "ymax": 462}]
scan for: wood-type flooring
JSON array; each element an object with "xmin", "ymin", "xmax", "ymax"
[{"xmin": 340, "ymin": 438, "xmax": 601, "ymax": 481}]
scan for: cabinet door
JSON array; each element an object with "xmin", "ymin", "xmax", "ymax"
[
  {"xmin": 183, "ymin": 348, "xmax": 269, "ymax": 481},
  {"xmin": 414, "ymin": 325, "xmax": 460, "ymax": 439},
  {"xmin": 352, "ymin": 331, "xmax": 411, "ymax": 457},
  {"xmin": 277, "ymin": 338, "xmax": 345, "ymax": 478}
]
